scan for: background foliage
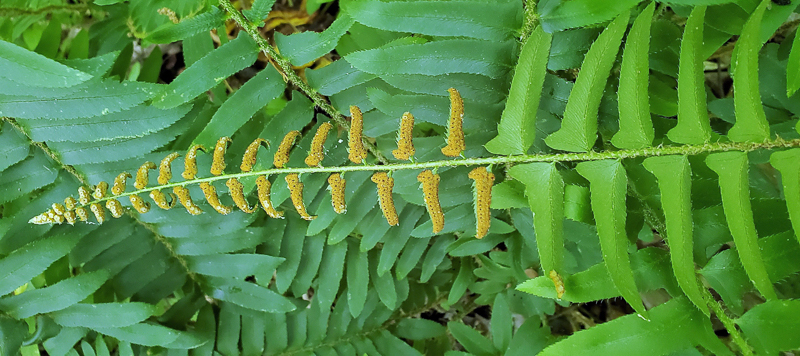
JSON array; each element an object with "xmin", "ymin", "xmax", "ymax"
[{"xmin": 1, "ymin": 0, "xmax": 800, "ymax": 355}]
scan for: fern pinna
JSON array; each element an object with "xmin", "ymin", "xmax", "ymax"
[
  {"xmin": 30, "ymin": 88, "xmax": 487, "ymax": 236},
  {"xmin": 4, "ymin": 0, "xmax": 800, "ymax": 355}
]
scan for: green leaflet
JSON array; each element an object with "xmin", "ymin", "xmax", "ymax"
[
  {"xmin": 705, "ymin": 151, "xmax": 776, "ymax": 300},
  {"xmin": 643, "ymin": 155, "xmax": 708, "ymax": 316},
  {"xmin": 544, "ymin": 12, "xmax": 628, "ymax": 153},
  {"xmin": 316, "ymin": 240, "xmax": 348, "ymax": 310},
  {"xmin": 346, "ymin": 241, "xmax": 369, "ymax": 318},
  {"xmin": 342, "ymin": 0, "xmax": 519, "ymax": 41},
  {"xmin": 395, "ymin": 236, "xmax": 431, "ymax": 280},
  {"xmin": 344, "ymin": 38, "xmax": 515, "ymax": 79},
  {"xmin": 152, "ymin": 33, "xmax": 259, "ymax": 109},
  {"xmin": 576, "ymin": 160, "xmax": 647, "ymax": 317},
  {"xmin": 485, "ymin": 26, "xmax": 552, "ymax": 155},
  {"xmin": 537, "ymin": 298, "xmax": 732, "ymax": 356},
  {"xmin": 537, "ymin": 0, "xmax": 638, "ymax": 33},
  {"xmin": 700, "ymin": 230, "xmax": 800, "ymax": 314},
  {"xmin": 202, "ymin": 276, "xmax": 296, "ymax": 313},
  {"xmin": 184, "ymin": 254, "xmax": 285, "ymax": 279},
  {"xmin": 491, "ymin": 293, "xmax": 513, "ymax": 352},
  {"xmin": 306, "ymin": 60, "xmax": 377, "ymax": 96},
  {"xmin": 0, "ymin": 122, "xmax": 29, "ymax": 171},
  {"xmin": 21, "ymin": 103, "xmax": 192, "ymax": 142},
  {"xmin": 50, "ymin": 302, "xmax": 158, "ymax": 328},
  {"xmin": 667, "ymin": 6, "xmax": 712, "ymax": 145},
  {"xmin": 0, "ymin": 231, "xmax": 84, "ymax": 296},
  {"xmin": 275, "ymin": 216, "xmax": 308, "ymax": 293},
  {"xmin": 194, "ymin": 65, "xmax": 283, "ymax": 148},
  {"xmin": 243, "ymin": 0, "xmax": 277, "ymax": 23},
  {"xmin": 506, "ymin": 319, "xmax": 551, "ymax": 356},
  {"xmin": 370, "ymin": 249, "xmax": 397, "ymax": 309},
  {"xmin": 93, "ymin": 323, "xmax": 207, "ymax": 349},
  {"xmin": 611, "ymin": 2, "xmax": 655, "ymax": 150},
  {"xmin": 728, "ymin": 0, "xmax": 770, "ymax": 142},
  {"xmin": 0, "ymin": 151, "xmax": 58, "ymax": 205},
  {"xmin": 391, "ymin": 319, "xmax": 446, "ymax": 340},
  {"xmin": 789, "ymin": 30, "xmax": 800, "ymax": 97},
  {"xmin": 448, "ymin": 257, "xmax": 476, "ymax": 305},
  {"xmin": 770, "ymin": 149, "xmax": 800, "ymax": 244},
  {"xmin": 275, "ymin": 14, "xmax": 354, "ymax": 65},
  {"xmin": 0, "ymin": 78, "xmax": 158, "ymax": 120},
  {"xmin": 216, "ymin": 303, "xmax": 240, "ymax": 355},
  {"xmin": 0, "ymin": 315, "xmax": 27, "ymax": 356},
  {"xmin": 0, "ymin": 39, "xmax": 91, "ymax": 88},
  {"xmin": 0, "ymin": 270, "xmax": 109, "ymax": 319},
  {"xmin": 447, "ymin": 322, "xmax": 499, "ymax": 356},
  {"xmin": 737, "ymin": 299, "xmax": 800, "ymax": 355},
  {"xmin": 145, "ymin": 7, "xmax": 226, "ymax": 44},
  {"xmin": 377, "ymin": 206, "xmax": 424, "ymax": 276},
  {"xmin": 508, "ymin": 163, "xmax": 565, "ymax": 278},
  {"xmin": 290, "ymin": 234, "xmax": 325, "ymax": 297},
  {"xmin": 517, "ymin": 248, "xmax": 680, "ymax": 303}
]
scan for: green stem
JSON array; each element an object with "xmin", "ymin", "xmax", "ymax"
[
  {"xmin": 700, "ymin": 287, "xmax": 753, "ymax": 356},
  {"xmin": 218, "ymin": 0, "xmax": 389, "ymax": 165},
  {"xmin": 61, "ymin": 137, "xmax": 800, "ymax": 208}
]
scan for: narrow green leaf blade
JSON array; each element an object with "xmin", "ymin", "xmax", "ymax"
[
  {"xmin": 612, "ymin": 2, "xmax": 655, "ymax": 149},
  {"xmin": 202, "ymin": 277, "xmax": 296, "ymax": 313},
  {"xmin": 770, "ymin": 149, "xmax": 800, "ymax": 244},
  {"xmin": 538, "ymin": 298, "xmax": 731, "ymax": 356},
  {"xmin": 0, "ymin": 232, "xmax": 81, "ymax": 296},
  {"xmin": 345, "ymin": 39, "xmax": 514, "ymax": 79},
  {"xmin": 508, "ymin": 163, "xmax": 565, "ymax": 277},
  {"xmin": 576, "ymin": 160, "xmax": 647, "ymax": 317},
  {"xmin": 94, "ymin": 323, "xmax": 207, "ymax": 349},
  {"xmin": 50, "ymin": 302, "xmax": 158, "ymax": 328},
  {"xmin": 728, "ymin": 0, "xmax": 770, "ymax": 142},
  {"xmin": 184, "ymin": 254, "xmax": 284, "ymax": 279},
  {"xmin": 346, "ymin": 241, "xmax": 369, "ymax": 318},
  {"xmin": 342, "ymin": 0, "xmax": 519, "ymax": 41},
  {"xmin": 668, "ymin": 6, "xmax": 712, "ymax": 144},
  {"xmin": 0, "ymin": 270, "xmax": 109, "ymax": 319},
  {"xmin": 316, "ymin": 240, "xmax": 348, "ymax": 310},
  {"xmin": 0, "ymin": 121, "xmax": 29, "ymax": 171},
  {"xmin": 544, "ymin": 12, "xmax": 628, "ymax": 152},
  {"xmin": 643, "ymin": 155, "xmax": 708, "ymax": 316},
  {"xmin": 538, "ymin": 0, "xmax": 639, "ymax": 33},
  {"xmin": 0, "ymin": 152, "xmax": 58, "ymax": 205},
  {"xmin": 152, "ymin": 33, "xmax": 258, "ymax": 109},
  {"xmin": 194, "ymin": 64, "xmax": 283, "ymax": 148},
  {"xmin": 0, "ymin": 315, "xmax": 26, "ymax": 356},
  {"xmin": 705, "ymin": 151, "xmax": 776, "ymax": 300},
  {"xmin": 391, "ymin": 319, "xmax": 446, "ymax": 340},
  {"xmin": 519, "ymin": 247, "xmax": 681, "ymax": 304},
  {"xmin": 0, "ymin": 40, "xmax": 91, "ymax": 87},
  {"xmin": 244, "ymin": 0, "xmax": 277, "ymax": 23},
  {"xmin": 737, "ymin": 299, "xmax": 800, "ymax": 355},
  {"xmin": 146, "ymin": 8, "xmax": 226, "ymax": 44},
  {"xmin": 448, "ymin": 322, "xmax": 499, "ymax": 356},
  {"xmin": 485, "ymin": 26, "xmax": 552, "ymax": 155},
  {"xmin": 275, "ymin": 14, "xmax": 354, "ymax": 65},
  {"xmin": 0, "ymin": 79, "xmax": 158, "ymax": 119},
  {"xmin": 788, "ymin": 29, "xmax": 800, "ymax": 97},
  {"xmin": 491, "ymin": 293, "xmax": 513, "ymax": 352}
]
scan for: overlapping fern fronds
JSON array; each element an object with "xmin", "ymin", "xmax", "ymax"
[{"xmin": 2, "ymin": 0, "xmax": 800, "ymax": 355}]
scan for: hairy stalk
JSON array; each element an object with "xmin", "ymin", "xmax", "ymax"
[
  {"xmin": 218, "ymin": 0, "xmax": 389, "ymax": 165},
  {"xmin": 0, "ymin": 3, "xmax": 89, "ymax": 17},
  {"xmin": 520, "ymin": 0, "xmax": 538, "ymax": 43},
  {"xmin": 3, "ymin": 118, "xmax": 202, "ymax": 286},
  {"xmin": 71, "ymin": 137, "xmax": 800, "ymax": 208},
  {"xmin": 701, "ymin": 287, "xmax": 753, "ymax": 356}
]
